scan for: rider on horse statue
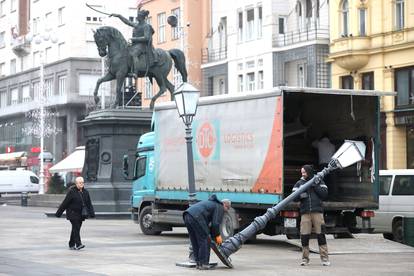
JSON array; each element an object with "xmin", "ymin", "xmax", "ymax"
[{"xmin": 111, "ymin": 9, "xmax": 159, "ymax": 77}]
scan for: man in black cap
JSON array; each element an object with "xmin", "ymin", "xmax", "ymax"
[{"xmin": 183, "ymin": 195, "xmax": 231, "ymax": 270}]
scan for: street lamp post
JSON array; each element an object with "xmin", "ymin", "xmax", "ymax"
[
  {"xmin": 173, "ymin": 82, "xmax": 200, "ymax": 204},
  {"xmin": 25, "ymin": 30, "xmax": 58, "ymax": 194},
  {"xmin": 214, "ymin": 140, "xmax": 367, "ymax": 268}
]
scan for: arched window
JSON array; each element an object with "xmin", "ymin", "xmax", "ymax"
[{"xmin": 341, "ymin": 0, "xmax": 349, "ymax": 36}]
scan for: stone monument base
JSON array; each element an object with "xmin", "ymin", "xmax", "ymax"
[{"xmin": 79, "ymin": 108, "xmax": 152, "ymax": 212}]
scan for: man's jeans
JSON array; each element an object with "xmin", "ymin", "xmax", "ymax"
[{"xmin": 184, "ymin": 214, "xmax": 210, "ymax": 265}]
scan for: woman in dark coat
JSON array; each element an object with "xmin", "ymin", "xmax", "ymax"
[{"xmin": 55, "ymin": 176, "xmax": 95, "ymax": 250}]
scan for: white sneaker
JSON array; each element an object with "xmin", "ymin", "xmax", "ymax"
[
  {"xmin": 300, "ymin": 259, "xmax": 309, "ymax": 266},
  {"xmin": 322, "ymin": 260, "xmax": 331, "ymax": 266}
]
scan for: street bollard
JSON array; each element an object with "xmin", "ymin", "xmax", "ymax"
[{"xmin": 21, "ymin": 192, "xmax": 28, "ymax": 207}]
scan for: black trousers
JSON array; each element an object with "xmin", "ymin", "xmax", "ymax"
[
  {"xmin": 184, "ymin": 214, "xmax": 210, "ymax": 265},
  {"xmin": 69, "ymin": 220, "xmax": 83, "ymax": 247}
]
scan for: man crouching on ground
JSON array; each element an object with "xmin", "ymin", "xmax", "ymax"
[{"xmin": 183, "ymin": 195, "xmax": 231, "ymax": 270}]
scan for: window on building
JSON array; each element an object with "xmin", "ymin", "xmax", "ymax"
[
  {"xmin": 0, "ymin": 90, "xmax": 6, "ymax": 107},
  {"xmin": 0, "ymin": 62, "xmax": 4, "ymax": 76},
  {"xmin": 45, "ymin": 47, "xmax": 52, "ymax": 63},
  {"xmin": 157, "ymin": 12, "xmax": 166, "ymax": 43},
  {"xmin": 359, "ymin": 8, "xmax": 366, "ymax": 36},
  {"xmin": 279, "ymin": 17, "xmax": 286, "ymax": 34},
  {"xmin": 257, "ymin": 6, "xmax": 262, "ymax": 38},
  {"xmin": 0, "ymin": 1, "xmax": 5, "ymax": 16},
  {"xmin": 45, "ymin": 12, "xmax": 52, "ymax": 31},
  {"xmin": 79, "ymin": 74, "xmax": 100, "ymax": 96},
  {"xmin": 144, "ymin": 77, "xmax": 153, "ymax": 99},
  {"xmin": 341, "ymin": 0, "xmax": 349, "ymax": 36},
  {"xmin": 298, "ymin": 64, "xmax": 306, "ymax": 87},
  {"xmin": 246, "ymin": 9, "xmax": 255, "ymax": 40},
  {"xmin": 407, "ymin": 126, "xmax": 414, "ymax": 168},
  {"xmin": 258, "ymin": 70, "xmax": 264, "ymax": 89},
  {"xmin": 11, "ymin": 88, "xmax": 18, "ymax": 104},
  {"xmin": 10, "ymin": 0, "xmax": 16, "ymax": 12},
  {"xmin": 10, "ymin": 59, "xmax": 16, "ymax": 74},
  {"xmin": 316, "ymin": 0, "xmax": 320, "ymax": 18},
  {"xmin": 171, "ymin": 8, "xmax": 181, "ymax": 40},
  {"xmin": 306, "ymin": 0, "xmax": 312, "ymax": 18},
  {"xmin": 238, "ymin": 75, "xmax": 244, "ymax": 92},
  {"xmin": 33, "ymin": 81, "xmax": 40, "ymax": 99},
  {"xmin": 392, "ymin": 175, "xmax": 414, "ymax": 195},
  {"xmin": 33, "ymin": 51, "xmax": 40, "ymax": 67},
  {"xmin": 58, "ymin": 7, "xmax": 65, "ymax": 26},
  {"xmin": 33, "ymin": 17, "xmax": 40, "ymax": 34},
  {"xmin": 395, "ymin": 67, "xmax": 414, "ymax": 107},
  {"xmin": 238, "ymin": 11, "xmax": 243, "ymax": 42},
  {"xmin": 0, "ymin": 31, "xmax": 5, "ymax": 48},
  {"xmin": 22, "ymin": 85, "xmax": 30, "ymax": 102},
  {"xmin": 58, "ymin": 42, "xmax": 65, "ymax": 59},
  {"xmin": 341, "ymin": 75, "xmax": 354, "ymax": 89},
  {"xmin": 362, "ymin": 72, "xmax": 374, "ymax": 90},
  {"xmin": 58, "ymin": 75, "xmax": 66, "ymax": 96},
  {"xmin": 44, "ymin": 78, "xmax": 53, "ymax": 97},
  {"xmin": 246, "ymin": 72, "xmax": 255, "ymax": 91},
  {"xmin": 395, "ymin": 0, "xmax": 404, "ymax": 31}
]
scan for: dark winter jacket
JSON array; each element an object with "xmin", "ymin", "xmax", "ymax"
[
  {"xmin": 293, "ymin": 176, "xmax": 328, "ymax": 214},
  {"xmin": 55, "ymin": 186, "xmax": 95, "ymax": 221},
  {"xmin": 183, "ymin": 194, "xmax": 224, "ymax": 238}
]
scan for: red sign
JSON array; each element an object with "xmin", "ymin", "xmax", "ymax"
[
  {"xmin": 31, "ymin": 147, "xmax": 41, "ymax": 153},
  {"xmin": 6, "ymin": 146, "xmax": 15, "ymax": 153}
]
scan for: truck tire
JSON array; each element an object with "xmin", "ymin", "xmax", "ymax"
[
  {"xmin": 286, "ymin": 234, "xmax": 300, "ymax": 239},
  {"xmin": 392, "ymin": 220, "xmax": 403, "ymax": 243},
  {"xmin": 383, "ymin": 233, "xmax": 394, "ymax": 240},
  {"xmin": 139, "ymin": 206, "xmax": 162, "ymax": 235},
  {"xmin": 220, "ymin": 212, "xmax": 234, "ymax": 240}
]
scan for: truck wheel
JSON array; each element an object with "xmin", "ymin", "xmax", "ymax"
[
  {"xmin": 392, "ymin": 220, "xmax": 403, "ymax": 243},
  {"xmin": 139, "ymin": 206, "xmax": 161, "ymax": 235},
  {"xmin": 333, "ymin": 232, "xmax": 354, "ymax": 239},
  {"xmin": 383, "ymin": 233, "xmax": 394, "ymax": 240},
  {"xmin": 220, "ymin": 212, "xmax": 234, "ymax": 240},
  {"xmin": 286, "ymin": 234, "xmax": 300, "ymax": 239}
]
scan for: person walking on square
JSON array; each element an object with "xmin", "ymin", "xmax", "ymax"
[
  {"xmin": 55, "ymin": 176, "xmax": 95, "ymax": 250},
  {"xmin": 292, "ymin": 165, "xmax": 330, "ymax": 266},
  {"xmin": 183, "ymin": 195, "xmax": 231, "ymax": 270}
]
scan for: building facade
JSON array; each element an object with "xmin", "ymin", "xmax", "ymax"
[
  {"xmin": 0, "ymin": 0, "xmax": 139, "ymax": 164},
  {"xmin": 201, "ymin": 0, "xmax": 330, "ymax": 96},
  {"xmin": 137, "ymin": 0, "xmax": 208, "ymax": 106},
  {"xmin": 328, "ymin": 0, "xmax": 414, "ymax": 169}
]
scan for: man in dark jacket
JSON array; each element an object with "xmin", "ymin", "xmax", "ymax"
[
  {"xmin": 293, "ymin": 165, "xmax": 330, "ymax": 266},
  {"xmin": 55, "ymin": 176, "xmax": 95, "ymax": 250},
  {"xmin": 183, "ymin": 195, "xmax": 231, "ymax": 270}
]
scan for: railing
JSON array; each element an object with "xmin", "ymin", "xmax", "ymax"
[
  {"xmin": 273, "ymin": 27, "xmax": 329, "ymax": 47},
  {"xmin": 202, "ymin": 47, "xmax": 227, "ymax": 64}
]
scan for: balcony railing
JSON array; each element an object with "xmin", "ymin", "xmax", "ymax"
[
  {"xmin": 202, "ymin": 47, "xmax": 227, "ymax": 64},
  {"xmin": 273, "ymin": 27, "xmax": 329, "ymax": 47},
  {"xmin": 11, "ymin": 36, "xmax": 31, "ymax": 57}
]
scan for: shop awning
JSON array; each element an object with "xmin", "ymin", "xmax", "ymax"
[{"xmin": 49, "ymin": 146, "xmax": 85, "ymax": 173}]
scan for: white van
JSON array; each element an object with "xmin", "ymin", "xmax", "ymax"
[
  {"xmin": 371, "ymin": 169, "xmax": 414, "ymax": 242},
  {"xmin": 0, "ymin": 170, "xmax": 40, "ymax": 195}
]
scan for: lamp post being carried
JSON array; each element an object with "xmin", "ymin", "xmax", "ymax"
[{"xmin": 212, "ymin": 140, "xmax": 367, "ymax": 268}]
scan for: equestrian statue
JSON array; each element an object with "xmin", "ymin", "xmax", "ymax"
[{"xmin": 91, "ymin": 7, "xmax": 187, "ymax": 109}]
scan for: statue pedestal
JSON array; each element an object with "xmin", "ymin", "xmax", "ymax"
[{"xmin": 79, "ymin": 108, "xmax": 152, "ymax": 212}]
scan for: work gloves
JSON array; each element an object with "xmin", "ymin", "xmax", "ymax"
[{"xmin": 215, "ymin": 235, "xmax": 223, "ymax": 245}]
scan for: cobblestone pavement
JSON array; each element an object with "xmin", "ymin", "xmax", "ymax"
[{"xmin": 1, "ymin": 205, "xmax": 414, "ymax": 276}]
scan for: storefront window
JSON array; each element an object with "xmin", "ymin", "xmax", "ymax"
[{"xmin": 407, "ymin": 126, "xmax": 414, "ymax": 169}]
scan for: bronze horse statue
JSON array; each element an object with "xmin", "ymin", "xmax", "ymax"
[{"xmin": 93, "ymin": 26, "xmax": 187, "ymax": 109}]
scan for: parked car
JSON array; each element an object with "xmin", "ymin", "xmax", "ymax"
[
  {"xmin": 371, "ymin": 169, "xmax": 414, "ymax": 242},
  {"xmin": 0, "ymin": 170, "xmax": 40, "ymax": 195}
]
